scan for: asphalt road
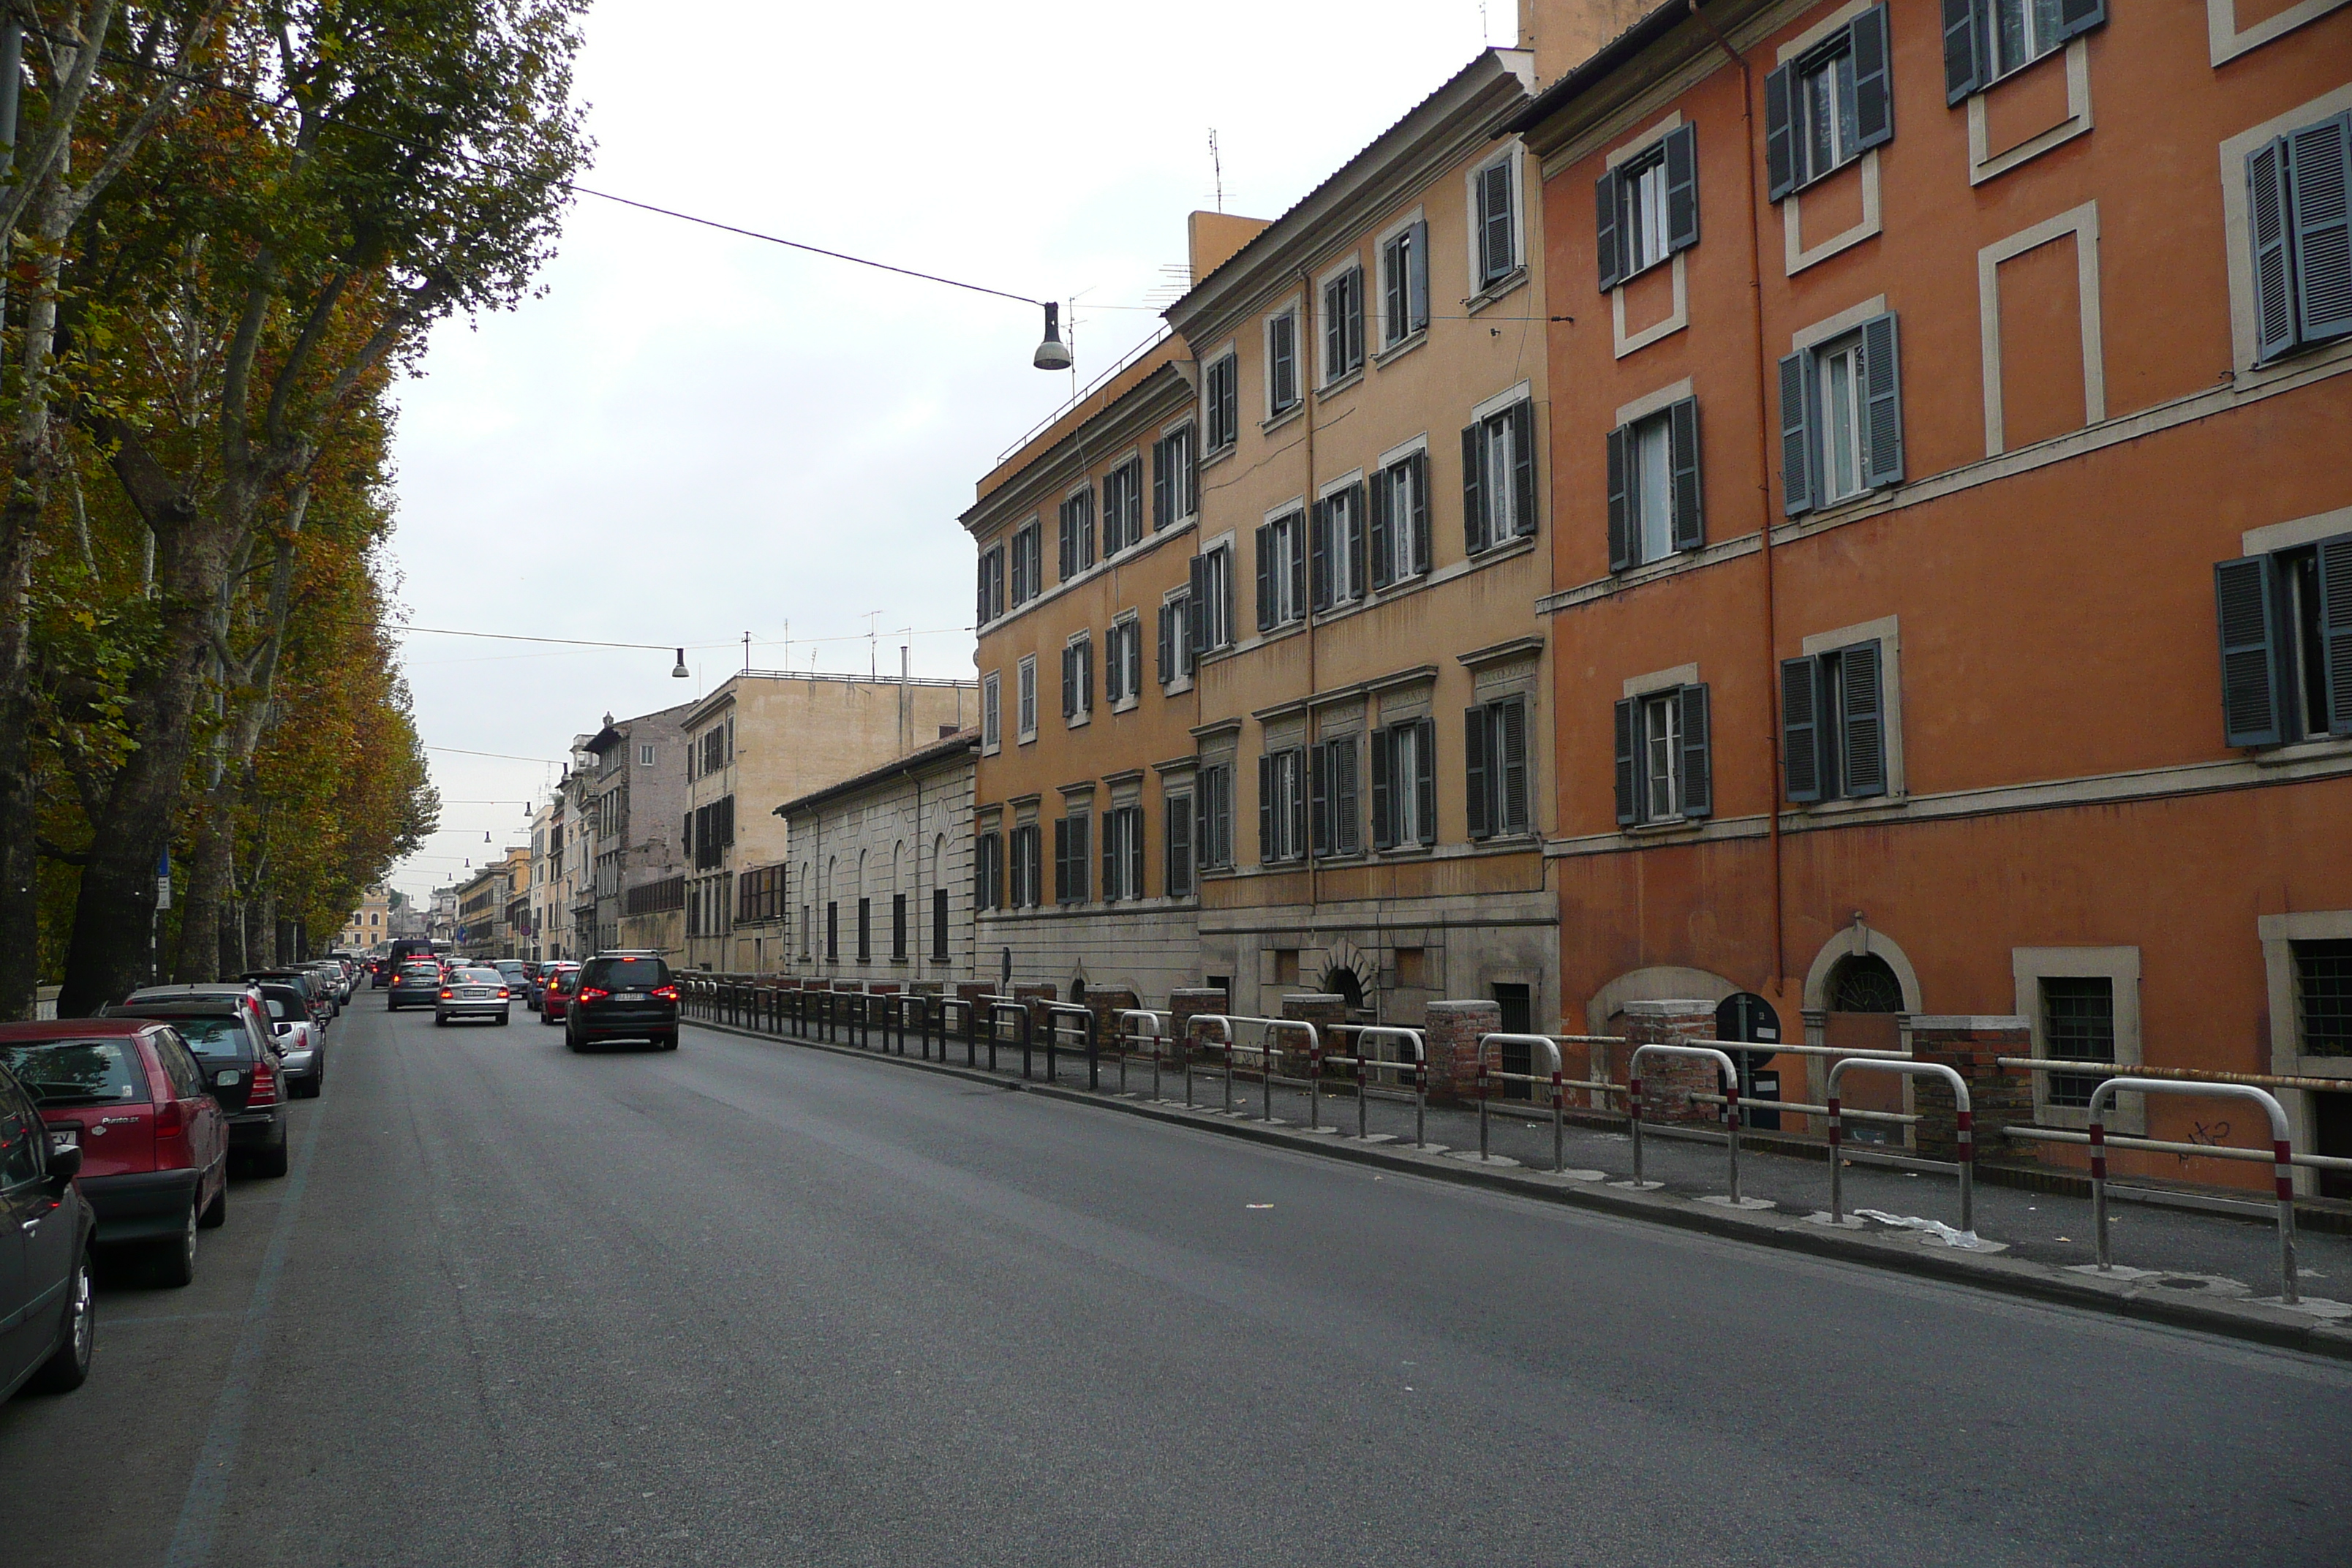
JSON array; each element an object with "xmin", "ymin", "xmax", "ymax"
[{"xmin": 3, "ymin": 992, "xmax": 2348, "ymax": 1568}]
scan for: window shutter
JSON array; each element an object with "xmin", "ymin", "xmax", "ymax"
[
  {"xmin": 1941, "ymin": 0, "xmax": 1982, "ymax": 105},
  {"xmin": 1764, "ymin": 61, "xmax": 1796, "ymax": 201},
  {"xmin": 1679, "ymin": 684, "xmax": 1713, "ymax": 818},
  {"xmin": 976, "ymin": 555, "xmax": 989, "ymax": 625},
  {"xmin": 1510, "ymin": 401, "xmax": 1538, "ymax": 539},
  {"xmin": 1188, "ymin": 554, "xmax": 1208, "ymax": 652},
  {"xmin": 2250, "ymin": 140, "xmax": 2297, "ymax": 363},
  {"xmin": 2288, "ymin": 116, "xmax": 2352, "ymax": 345},
  {"xmin": 1081, "ymin": 640, "xmax": 1093, "ymax": 712},
  {"xmin": 1408, "ymin": 219, "xmax": 1430, "ymax": 330},
  {"xmin": 1346, "ymin": 483, "xmax": 1368, "ymax": 598},
  {"xmin": 1370, "ymin": 728, "xmax": 1394, "ymax": 850},
  {"xmin": 1333, "ymin": 738, "xmax": 1358, "ymax": 853},
  {"xmin": 1664, "ymin": 124, "xmax": 1699, "ymax": 255},
  {"xmin": 1072, "ymin": 815, "xmax": 1090, "ymax": 900},
  {"xmin": 1464, "ymin": 706, "xmax": 1491, "ymax": 840},
  {"xmin": 1258, "ymin": 753, "xmax": 1275, "ymax": 862},
  {"xmin": 1324, "ymin": 286, "xmax": 1344, "ymax": 381},
  {"xmin": 1595, "ymin": 167, "xmax": 1622, "ymax": 292},
  {"xmin": 1778, "ymin": 351, "xmax": 1814, "ymax": 517},
  {"xmin": 1156, "ymin": 604, "xmax": 1171, "ymax": 686},
  {"xmin": 1608, "ymin": 430, "xmax": 1627, "ymax": 571},
  {"xmin": 1410, "ymin": 452, "xmax": 1430, "ymax": 574},
  {"xmin": 1289, "ymin": 519, "xmax": 1309, "ymax": 618},
  {"xmin": 1670, "ymin": 396, "xmax": 1704, "ymax": 553},
  {"xmin": 1152, "ymin": 438, "xmax": 1169, "ymax": 530},
  {"xmin": 1613, "ymin": 698, "xmax": 1639, "ymax": 826},
  {"xmin": 1498, "ymin": 698, "xmax": 1528, "ymax": 834},
  {"xmin": 1255, "ymin": 524, "xmax": 1275, "ymax": 632},
  {"xmin": 1311, "ymin": 500, "xmax": 1332, "ymax": 611},
  {"xmin": 1058, "ymin": 510, "xmax": 1074, "ymax": 581},
  {"xmin": 1782, "ymin": 656, "xmax": 1823, "ymax": 802},
  {"xmin": 1414, "ymin": 719, "xmax": 1437, "ymax": 845},
  {"xmin": 1461, "ymin": 423, "xmax": 1485, "ymax": 553},
  {"xmin": 1852, "ymin": 5, "xmax": 1893, "ymax": 153},
  {"xmin": 1168, "ymin": 793, "xmax": 1192, "ymax": 895},
  {"xmin": 2214, "ymin": 557, "xmax": 2283, "ymax": 747},
  {"xmin": 2321, "ymin": 535, "xmax": 2352, "ymax": 736},
  {"xmin": 2056, "ymin": 0, "xmax": 2105, "ymax": 41},
  {"xmin": 1061, "ymin": 645, "xmax": 1075, "ymax": 719},
  {"xmin": 1861, "ymin": 312, "xmax": 1904, "ymax": 488},
  {"xmin": 1289, "ymin": 753, "xmax": 1308, "ymax": 859},
  {"xmin": 1053, "ymin": 816, "xmax": 1068, "ymax": 903},
  {"xmin": 1482, "ymin": 162, "xmax": 1514, "ymax": 281},
  {"xmin": 1385, "ymin": 235, "xmax": 1407, "ymax": 340},
  {"xmin": 1309, "ymin": 743, "xmax": 1330, "ymax": 856},
  {"xmin": 1103, "ymin": 811, "xmax": 1117, "ymax": 900},
  {"xmin": 1840, "ymin": 640, "xmax": 1888, "ymax": 798},
  {"xmin": 1369, "ymin": 469, "xmax": 1395, "ymax": 589}
]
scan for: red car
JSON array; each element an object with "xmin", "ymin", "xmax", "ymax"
[
  {"xmin": 539, "ymin": 963, "xmax": 581, "ymax": 1025},
  {"xmin": 0, "ymin": 1019, "xmax": 230, "ymax": 1287}
]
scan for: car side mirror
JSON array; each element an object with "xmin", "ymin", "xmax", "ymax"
[
  {"xmin": 274, "ymin": 1021, "xmax": 294, "ymax": 1035},
  {"xmin": 47, "ymin": 1141, "xmax": 83, "ymax": 1186}
]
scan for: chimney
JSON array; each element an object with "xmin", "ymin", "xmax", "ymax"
[
  {"xmin": 1187, "ymin": 211, "xmax": 1273, "ymax": 282},
  {"xmin": 1520, "ymin": 0, "xmax": 1673, "ymax": 86},
  {"xmin": 939, "ymin": 723, "xmax": 960, "ymax": 740}
]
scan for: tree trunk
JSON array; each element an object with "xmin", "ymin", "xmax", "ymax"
[{"xmin": 171, "ymin": 790, "xmax": 235, "ymax": 981}]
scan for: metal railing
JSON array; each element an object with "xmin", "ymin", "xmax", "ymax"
[
  {"xmin": 1627, "ymin": 1043, "xmax": 1743, "ymax": 1201},
  {"xmin": 1114, "ymin": 1009, "xmax": 1171, "ymax": 1098},
  {"xmin": 1322, "ymin": 1025, "xmax": 1428, "ymax": 1147},
  {"xmin": 1041, "ymin": 1003, "xmax": 1101, "ymax": 1090},
  {"xmin": 1824, "ymin": 1058, "xmax": 1974, "ymax": 1233},
  {"xmin": 1473, "ymin": 1034, "xmax": 1568, "ymax": 1171}
]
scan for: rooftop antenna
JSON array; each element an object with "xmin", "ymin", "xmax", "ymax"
[
  {"xmin": 742, "ymin": 631, "xmax": 751, "ymax": 672},
  {"xmin": 1208, "ymin": 128, "xmax": 1222, "ymax": 212},
  {"xmin": 867, "ymin": 611, "xmax": 883, "ymax": 677}
]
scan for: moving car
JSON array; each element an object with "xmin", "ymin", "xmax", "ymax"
[
  {"xmin": 538, "ymin": 962, "xmax": 581, "ymax": 1024},
  {"xmin": 0, "ymin": 1019, "xmax": 229, "ymax": 1286},
  {"xmin": 565, "ymin": 952, "xmax": 679, "ymax": 1052},
  {"xmin": 103, "ymin": 995, "xmax": 288, "ymax": 1178},
  {"xmin": 435, "ymin": 966, "xmax": 512, "ymax": 1027},
  {"xmin": 492, "ymin": 960, "xmax": 532, "ymax": 997},
  {"xmin": 0, "ymin": 1058, "xmax": 96, "ymax": 1397},
  {"xmin": 388, "ymin": 959, "xmax": 442, "ymax": 1011}
]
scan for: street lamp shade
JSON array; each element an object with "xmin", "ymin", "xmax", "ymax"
[
  {"xmin": 671, "ymin": 647, "xmax": 690, "ymax": 679},
  {"xmin": 1033, "ymin": 302, "xmax": 1071, "ymax": 371}
]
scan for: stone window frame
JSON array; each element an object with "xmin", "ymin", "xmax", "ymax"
[
  {"xmin": 1975, "ymin": 201, "xmax": 2106, "ymax": 458},
  {"xmin": 2013, "ymin": 944, "xmax": 2144, "ymax": 1133}
]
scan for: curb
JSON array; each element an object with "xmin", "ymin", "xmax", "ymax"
[{"xmin": 683, "ymin": 1014, "xmax": 2352, "ymax": 1362}]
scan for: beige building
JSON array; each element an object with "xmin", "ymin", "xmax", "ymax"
[
  {"xmin": 335, "ymin": 885, "xmax": 393, "ymax": 951},
  {"xmin": 681, "ymin": 668, "xmax": 976, "ymax": 972}
]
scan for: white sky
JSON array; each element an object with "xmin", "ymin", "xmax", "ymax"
[{"xmin": 386, "ymin": 0, "xmax": 1499, "ymax": 902}]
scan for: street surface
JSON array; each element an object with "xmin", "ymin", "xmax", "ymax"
[{"xmin": 2, "ymin": 994, "xmax": 2347, "ymax": 1567}]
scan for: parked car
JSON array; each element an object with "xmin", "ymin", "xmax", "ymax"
[
  {"xmin": 388, "ymin": 960, "xmax": 442, "ymax": 1011},
  {"xmin": 0, "ymin": 1058, "xmax": 96, "ymax": 1397},
  {"xmin": 102, "ymin": 995, "xmax": 287, "ymax": 1177},
  {"xmin": 538, "ymin": 962, "xmax": 581, "ymax": 1024},
  {"xmin": 0, "ymin": 1019, "xmax": 229, "ymax": 1287},
  {"xmin": 436, "ymin": 966, "xmax": 512, "ymax": 1027},
  {"xmin": 565, "ymin": 952, "xmax": 679, "ymax": 1052},
  {"xmin": 249, "ymin": 982, "xmax": 325, "ymax": 1098},
  {"xmin": 244, "ymin": 968, "xmax": 330, "ymax": 1030}
]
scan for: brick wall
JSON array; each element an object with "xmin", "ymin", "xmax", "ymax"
[{"xmin": 1904, "ymin": 1015, "xmax": 2035, "ymax": 1164}]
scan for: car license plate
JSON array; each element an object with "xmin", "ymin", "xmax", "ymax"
[
  {"xmin": 613, "ymin": 991, "xmax": 647, "ymax": 1002},
  {"xmin": 48, "ymin": 1126, "xmax": 78, "ymax": 1153}
]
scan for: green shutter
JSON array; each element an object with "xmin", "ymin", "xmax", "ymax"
[
  {"xmin": 1861, "ymin": 313, "xmax": 1904, "ymax": 488},
  {"xmin": 2056, "ymin": 0, "xmax": 2105, "ymax": 41},
  {"xmin": 1497, "ymin": 698, "xmax": 1528, "ymax": 834},
  {"xmin": 2215, "ymin": 559, "xmax": 2285, "ymax": 747},
  {"xmin": 1409, "ymin": 451, "xmax": 1431, "ymax": 574},
  {"xmin": 1614, "ymin": 698, "xmax": 1639, "ymax": 826},
  {"xmin": 1765, "ymin": 61, "xmax": 1796, "ymax": 200},
  {"xmin": 1369, "ymin": 467, "xmax": 1394, "ymax": 589},
  {"xmin": 1840, "ymin": 641, "xmax": 1888, "ymax": 798},
  {"xmin": 1664, "ymin": 124, "xmax": 1699, "ymax": 255},
  {"xmin": 2250, "ymin": 140, "xmax": 2297, "ymax": 363},
  {"xmin": 2287, "ymin": 115, "xmax": 2352, "ymax": 345},
  {"xmin": 1310, "ymin": 500, "xmax": 1332, "ymax": 611},
  {"xmin": 1371, "ymin": 728, "xmax": 1395, "ymax": 849},
  {"xmin": 1606, "ymin": 424, "xmax": 1632, "ymax": 572},
  {"xmin": 1596, "ymin": 167, "xmax": 1622, "ymax": 292},
  {"xmin": 1852, "ymin": 6, "xmax": 1893, "ymax": 153},
  {"xmin": 1782, "ymin": 656, "xmax": 1823, "ymax": 802},
  {"xmin": 1510, "ymin": 401, "xmax": 1538, "ymax": 539},
  {"xmin": 1670, "ymin": 396, "xmax": 1703, "ymax": 552},
  {"xmin": 1679, "ymin": 685, "xmax": 1712, "ymax": 818},
  {"xmin": 1941, "ymin": 0, "xmax": 1982, "ymax": 105},
  {"xmin": 1258, "ymin": 754, "xmax": 1275, "ymax": 862},
  {"xmin": 1461, "ymin": 423, "xmax": 1485, "ymax": 552},
  {"xmin": 1347, "ymin": 483, "xmax": 1368, "ymax": 598},
  {"xmin": 1414, "ymin": 719, "xmax": 1437, "ymax": 845},
  {"xmin": 1464, "ymin": 706, "xmax": 1491, "ymax": 840},
  {"xmin": 1778, "ymin": 351, "xmax": 1814, "ymax": 517},
  {"xmin": 1255, "ymin": 524, "xmax": 1275, "ymax": 632},
  {"xmin": 1408, "ymin": 219, "xmax": 1431, "ymax": 330},
  {"xmin": 1053, "ymin": 816, "xmax": 1068, "ymax": 903},
  {"xmin": 2321, "ymin": 535, "xmax": 2352, "ymax": 736},
  {"xmin": 1334, "ymin": 737, "xmax": 1358, "ymax": 855},
  {"xmin": 1309, "ymin": 743, "xmax": 1330, "ymax": 856}
]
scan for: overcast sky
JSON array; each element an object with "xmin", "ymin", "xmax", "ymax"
[{"xmin": 386, "ymin": 0, "xmax": 1499, "ymax": 901}]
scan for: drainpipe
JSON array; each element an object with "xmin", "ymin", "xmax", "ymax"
[
  {"xmin": 1302, "ymin": 265, "xmax": 1319, "ymax": 915},
  {"xmin": 1688, "ymin": 0, "xmax": 1786, "ymax": 992}
]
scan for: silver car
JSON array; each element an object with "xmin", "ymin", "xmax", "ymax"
[{"xmin": 434, "ymin": 966, "xmax": 512, "ymax": 1027}]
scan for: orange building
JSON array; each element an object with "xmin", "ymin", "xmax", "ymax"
[{"xmin": 1514, "ymin": 1, "xmax": 2352, "ymax": 1186}]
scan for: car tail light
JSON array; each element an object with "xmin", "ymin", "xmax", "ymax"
[
  {"xmin": 248, "ymin": 1059, "xmax": 279, "ymax": 1109},
  {"xmin": 652, "ymin": 984, "xmax": 679, "ymax": 1001},
  {"xmin": 576, "ymin": 987, "xmax": 609, "ymax": 1003},
  {"xmin": 155, "ymin": 1097, "xmax": 184, "ymax": 1136},
  {"xmin": 497, "ymin": 988, "xmax": 510, "ymax": 999},
  {"xmin": 440, "ymin": 987, "xmax": 453, "ymax": 999}
]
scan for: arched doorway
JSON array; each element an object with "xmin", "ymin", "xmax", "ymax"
[
  {"xmin": 1822, "ymin": 951, "xmax": 1907, "ymax": 1144},
  {"xmin": 1318, "ymin": 964, "xmax": 1364, "ymax": 1014}
]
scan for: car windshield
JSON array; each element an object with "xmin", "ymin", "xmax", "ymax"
[
  {"xmin": 0, "ymin": 1039, "xmax": 146, "ymax": 1106},
  {"xmin": 583, "ymin": 957, "xmax": 672, "ymax": 989},
  {"xmin": 170, "ymin": 1016, "xmax": 250, "ymax": 1058}
]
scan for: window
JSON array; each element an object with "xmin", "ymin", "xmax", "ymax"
[
  {"xmin": 1102, "ymin": 457, "xmax": 1145, "ymax": 555},
  {"xmin": 1205, "ymin": 353, "xmax": 1239, "ymax": 452},
  {"xmin": 1158, "ymin": 592, "xmax": 1193, "ymax": 687},
  {"xmin": 1323, "ymin": 265, "xmax": 1365, "ymax": 382},
  {"xmin": 1058, "ymin": 487, "xmax": 1096, "ymax": 581},
  {"xmin": 1060, "ymin": 634, "xmax": 1093, "ymax": 724},
  {"xmin": 690, "ymin": 797, "xmax": 734, "ymax": 870},
  {"xmin": 1463, "ymin": 696, "xmax": 1531, "ymax": 840},
  {"xmin": 1053, "ymin": 810, "xmax": 1092, "ymax": 903},
  {"xmin": 2040, "ymin": 975, "xmax": 2114, "ymax": 1108},
  {"xmin": 1779, "ymin": 313, "xmax": 1903, "ymax": 516},
  {"xmin": 1766, "ymin": 7, "xmax": 1892, "ymax": 201},
  {"xmin": 1196, "ymin": 762, "xmax": 1235, "ymax": 870},
  {"xmin": 1011, "ymin": 521, "xmax": 1044, "ymax": 606},
  {"xmin": 892, "ymin": 894, "xmax": 908, "ymax": 962},
  {"xmin": 1596, "ymin": 126, "xmax": 1696, "ymax": 291},
  {"xmin": 1382, "ymin": 221, "xmax": 1430, "ymax": 346},
  {"xmin": 2212, "ymin": 532, "xmax": 2352, "ymax": 747},
  {"xmin": 981, "ymin": 672, "xmax": 1001, "ymax": 753},
  {"xmin": 1153, "ymin": 425, "xmax": 1197, "ymax": 528},
  {"xmin": 1942, "ymin": 0, "xmax": 2105, "ymax": 101},
  {"xmin": 1309, "ymin": 736, "xmax": 1360, "ymax": 856},
  {"xmin": 1189, "ymin": 545, "xmax": 1235, "ymax": 654},
  {"xmin": 1267, "ymin": 310, "xmax": 1300, "ymax": 418},
  {"xmin": 1371, "ymin": 451, "xmax": 1429, "ymax": 589},
  {"xmin": 826, "ymin": 900, "xmax": 839, "ymax": 962},
  {"xmin": 1101, "ymin": 804, "xmax": 1145, "ymax": 901},
  {"xmin": 1009, "ymin": 823, "xmax": 1042, "ymax": 908},
  {"xmin": 1311, "ymin": 483, "xmax": 1367, "ymax": 611},
  {"xmin": 1104, "ymin": 616, "xmax": 1142, "ymax": 706},
  {"xmin": 1017, "ymin": 655, "xmax": 1038, "ymax": 742},
  {"xmin": 975, "ymin": 830, "xmax": 1003, "ymax": 911},
  {"xmin": 637, "ymin": 743, "xmax": 656, "ymax": 767},
  {"xmin": 2296, "ymin": 940, "xmax": 2352, "ymax": 1054},
  {"xmin": 1463, "ymin": 399, "xmax": 1538, "ymax": 553},
  {"xmin": 1255, "ymin": 511, "xmax": 1308, "ymax": 630},
  {"xmin": 1474, "ymin": 154, "xmax": 1520, "ymax": 287},
  {"xmin": 1782, "ymin": 641, "xmax": 1888, "ymax": 802},
  {"xmin": 856, "ymin": 897, "xmax": 872, "ymax": 965},
  {"xmin": 1369, "ymin": 719, "xmax": 1436, "ymax": 850},
  {"xmin": 1258, "ymin": 747, "xmax": 1307, "ymax": 864},
  {"xmin": 932, "ymin": 887, "xmax": 949, "ymax": 960},
  {"xmin": 2248, "ymin": 113, "xmax": 2352, "ymax": 364},
  {"xmin": 1607, "ymin": 398, "xmax": 1702, "ymax": 569},
  {"xmin": 1166, "ymin": 792, "xmax": 1195, "ymax": 897},
  {"xmin": 1613, "ymin": 685, "xmax": 1712, "ymax": 825},
  {"xmin": 699, "ymin": 727, "xmax": 727, "ymax": 777}
]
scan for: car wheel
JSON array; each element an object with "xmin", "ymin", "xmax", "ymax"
[
  {"xmin": 249, "ymin": 1123, "xmax": 291, "ymax": 1180},
  {"xmin": 434, "ymin": 1014, "xmax": 447, "ymax": 1027},
  {"xmin": 151, "ymin": 1197, "xmax": 199, "ymax": 1289},
  {"xmin": 26, "ymin": 1249, "xmax": 94, "ymax": 1395},
  {"xmin": 197, "ymin": 1176, "xmax": 227, "ymax": 1229},
  {"xmin": 497, "ymin": 1011, "xmax": 510, "ymax": 1027},
  {"xmin": 658, "ymin": 1032, "xmax": 679, "ymax": 1051}
]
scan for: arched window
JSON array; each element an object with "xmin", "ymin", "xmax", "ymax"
[{"xmin": 1827, "ymin": 953, "xmax": 1904, "ymax": 1013}]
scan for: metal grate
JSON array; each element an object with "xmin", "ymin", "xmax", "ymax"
[
  {"xmin": 2295, "ymin": 940, "xmax": 2352, "ymax": 1055},
  {"xmin": 2041, "ymin": 976, "xmax": 2116, "ymax": 1109},
  {"xmin": 1829, "ymin": 954, "xmax": 1904, "ymax": 1013}
]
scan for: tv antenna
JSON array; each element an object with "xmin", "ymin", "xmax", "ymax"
[{"xmin": 1208, "ymin": 129, "xmax": 1223, "ymax": 212}]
